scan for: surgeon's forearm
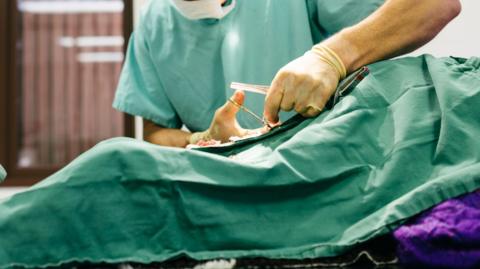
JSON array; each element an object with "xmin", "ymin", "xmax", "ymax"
[
  {"xmin": 323, "ymin": 0, "xmax": 461, "ymax": 73},
  {"xmin": 144, "ymin": 119, "xmax": 192, "ymax": 148}
]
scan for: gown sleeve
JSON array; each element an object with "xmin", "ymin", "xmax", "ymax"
[{"xmin": 112, "ymin": 28, "xmax": 182, "ymax": 129}]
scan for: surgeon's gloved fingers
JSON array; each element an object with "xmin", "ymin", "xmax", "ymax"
[
  {"xmin": 279, "ymin": 75, "xmax": 296, "ymax": 111},
  {"xmin": 302, "ymin": 105, "xmax": 323, "ymax": 118},
  {"xmin": 219, "ymin": 90, "xmax": 245, "ymax": 118},
  {"xmin": 292, "ymin": 81, "xmax": 313, "ymax": 114},
  {"xmin": 264, "ymin": 73, "xmax": 287, "ymax": 124}
]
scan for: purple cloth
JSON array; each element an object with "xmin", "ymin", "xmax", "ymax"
[{"xmin": 394, "ymin": 189, "xmax": 480, "ymax": 268}]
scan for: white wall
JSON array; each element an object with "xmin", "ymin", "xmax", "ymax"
[{"xmin": 408, "ymin": 0, "xmax": 480, "ymax": 57}]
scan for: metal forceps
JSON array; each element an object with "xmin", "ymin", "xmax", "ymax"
[
  {"xmin": 227, "ymin": 98, "xmax": 272, "ymax": 128},
  {"xmin": 228, "ymin": 82, "xmax": 271, "ymax": 128},
  {"xmin": 230, "ymin": 82, "xmax": 269, "ymax": 95}
]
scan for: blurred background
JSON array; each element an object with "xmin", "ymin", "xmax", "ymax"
[
  {"xmin": 0, "ymin": 0, "xmax": 478, "ymax": 193},
  {"xmin": 0, "ymin": 0, "xmax": 140, "ymax": 189}
]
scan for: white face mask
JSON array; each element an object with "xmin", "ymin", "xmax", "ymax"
[{"xmin": 171, "ymin": 0, "xmax": 236, "ymax": 20}]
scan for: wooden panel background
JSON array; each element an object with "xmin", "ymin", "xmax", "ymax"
[
  {"xmin": 18, "ymin": 2, "xmax": 126, "ymax": 168},
  {"xmin": 0, "ymin": 0, "xmax": 8, "ymax": 167}
]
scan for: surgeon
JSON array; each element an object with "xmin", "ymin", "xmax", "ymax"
[{"xmin": 113, "ymin": 0, "xmax": 461, "ymax": 148}]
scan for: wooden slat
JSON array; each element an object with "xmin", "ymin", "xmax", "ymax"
[
  {"xmin": 20, "ymin": 12, "xmax": 37, "ymax": 167},
  {"xmin": 61, "ymin": 12, "xmax": 70, "ymax": 163},
  {"xmin": 65, "ymin": 13, "xmax": 82, "ymax": 161},
  {"xmin": 37, "ymin": 14, "xmax": 50, "ymax": 165},
  {"xmin": 51, "ymin": 13, "xmax": 66, "ymax": 164},
  {"xmin": 79, "ymin": 13, "xmax": 95, "ymax": 151},
  {"xmin": 96, "ymin": 13, "xmax": 112, "ymax": 141},
  {"xmin": 112, "ymin": 11, "xmax": 124, "ymax": 136},
  {"xmin": 0, "ymin": 0, "xmax": 8, "ymax": 165}
]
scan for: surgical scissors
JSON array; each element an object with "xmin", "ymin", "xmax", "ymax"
[
  {"xmin": 230, "ymin": 82, "xmax": 269, "ymax": 95},
  {"xmin": 229, "ymin": 66, "xmax": 369, "ymax": 127},
  {"xmin": 227, "ymin": 98, "xmax": 272, "ymax": 128}
]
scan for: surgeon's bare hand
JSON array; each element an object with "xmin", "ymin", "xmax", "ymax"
[
  {"xmin": 206, "ymin": 90, "xmax": 249, "ymax": 142},
  {"xmin": 264, "ymin": 53, "xmax": 340, "ymax": 124},
  {"xmin": 190, "ymin": 91, "xmax": 268, "ymax": 145}
]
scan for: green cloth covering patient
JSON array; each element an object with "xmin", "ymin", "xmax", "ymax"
[{"xmin": 0, "ymin": 56, "xmax": 479, "ymax": 268}]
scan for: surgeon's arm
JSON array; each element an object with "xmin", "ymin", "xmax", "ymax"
[
  {"xmin": 144, "ymin": 120, "xmax": 192, "ymax": 148},
  {"xmin": 144, "ymin": 91, "xmax": 251, "ymax": 148},
  {"xmin": 265, "ymin": 0, "xmax": 461, "ymax": 123},
  {"xmin": 325, "ymin": 0, "xmax": 461, "ymax": 73}
]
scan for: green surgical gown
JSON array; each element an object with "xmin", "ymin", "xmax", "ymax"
[
  {"xmin": 0, "ymin": 55, "xmax": 479, "ymax": 268},
  {"xmin": 113, "ymin": 0, "xmax": 384, "ymax": 131}
]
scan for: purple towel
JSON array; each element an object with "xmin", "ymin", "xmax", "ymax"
[{"xmin": 394, "ymin": 189, "xmax": 480, "ymax": 268}]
